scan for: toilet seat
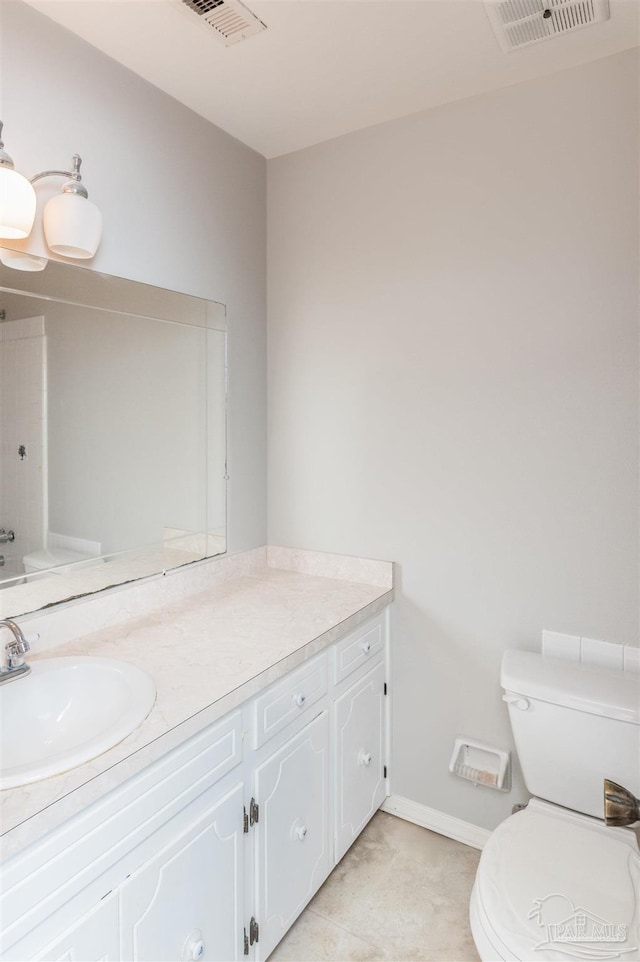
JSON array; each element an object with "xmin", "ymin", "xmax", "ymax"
[{"xmin": 471, "ymin": 798, "xmax": 640, "ymax": 962}]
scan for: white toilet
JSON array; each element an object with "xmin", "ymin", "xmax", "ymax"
[
  {"xmin": 23, "ymin": 547, "xmax": 100, "ymax": 580},
  {"xmin": 470, "ymin": 650, "xmax": 640, "ymax": 962}
]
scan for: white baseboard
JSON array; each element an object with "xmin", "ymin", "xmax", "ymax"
[{"xmin": 381, "ymin": 794, "xmax": 491, "ymax": 851}]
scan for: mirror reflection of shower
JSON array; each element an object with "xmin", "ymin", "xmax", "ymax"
[
  {"xmin": 0, "ymin": 256, "xmax": 227, "ymax": 618},
  {"xmin": 0, "ymin": 305, "xmax": 47, "ymax": 585},
  {"xmin": 0, "ymin": 527, "xmax": 16, "ymax": 571}
]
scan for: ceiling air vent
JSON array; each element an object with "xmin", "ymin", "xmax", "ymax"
[
  {"xmin": 484, "ymin": 0, "xmax": 610, "ymax": 51},
  {"xmin": 179, "ymin": 0, "xmax": 267, "ymax": 45}
]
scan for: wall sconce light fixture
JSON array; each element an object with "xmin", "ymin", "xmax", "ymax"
[{"xmin": 0, "ymin": 121, "xmax": 103, "ymax": 270}]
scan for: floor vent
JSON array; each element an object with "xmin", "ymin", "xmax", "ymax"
[
  {"xmin": 485, "ymin": 0, "xmax": 610, "ymax": 51},
  {"xmin": 179, "ymin": 0, "xmax": 267, "ymax": 45}
]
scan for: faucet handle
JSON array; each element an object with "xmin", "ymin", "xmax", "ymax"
[
  {"xmin": 0, "ymin": 619, "xmax": 33, "ymax": 675},
  {"xmin": 5, "ymin": 637, "xmax": 29, "ymax": 669},
  {"xmin": 6, "ymin": 636, "xmax": 30, "ymax": 655}
]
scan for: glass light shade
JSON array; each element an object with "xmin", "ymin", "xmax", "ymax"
[
  {"xmin": 43, "ymin": 192, "xmax": 103, "ymax": 259},
  {"xmin": 0, "ymin": 248, "xmax": 47, "ymax": 271},
  {"xmin": 0, "ymin": 166, "xmax": 37, "ymax": 239}
]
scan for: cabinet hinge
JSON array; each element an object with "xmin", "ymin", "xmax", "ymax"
[
  {"xmin": 243, "ymin": 806, "xmax": 249, "ymax": 834},
  {"xmin": 250, "ymin": 916, "xmax": 259, "ymax": 946},
  {"xmin": 250, "ymin": 797, "xmax": 259, "ymax": 826},
  {"xmin": 384, "ymin": 765, "xmax": 388, "ymax": 778},
  {"xmin": 384, "ymin": 682, "xmax": 388, "ymax": 695},
  {"xmin": 244, "ymin": 928, "xmax": 249, "ymax": 955}
]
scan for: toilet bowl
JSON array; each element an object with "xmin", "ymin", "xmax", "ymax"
[
  {"xmin": 471, "ymin": 799, "xmax": 640, "ymax": 961},
  {"xmin": 471, "ymin": 650, "xmax": 640, "ymax": 962},
  {"xmin": 23, "ymin": 547, "xmax": 101, "ymax": 580}
]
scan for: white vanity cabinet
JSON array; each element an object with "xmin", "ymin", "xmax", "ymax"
[
  {"xmin": 119, "ymin": 778, "xmax": 245, "ymax": 962},
  {"xmin": 3, "ymin": 712, "xmax": 245, "ymax": 962},
  {"xmin": 333, "ymin": 661, "xmax": 386, "ymax": 862},
  {"xmin": 1, "ymin": 612, "xmax": 389, "ymax": 962},
  {"xmin": 30, "ymin": 893, "xmax": 120, "ymax": 962},
  {"xmin": 253, "ymin": 711, "xmax": 331, "ymax": 961}
]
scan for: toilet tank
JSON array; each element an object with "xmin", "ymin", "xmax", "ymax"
[{"xmin": 501, "ymin": 650, "xmax": 640, "ymax": 819}]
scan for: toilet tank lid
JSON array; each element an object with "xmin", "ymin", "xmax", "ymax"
[{"xmin": 501, "ymin": 650, "xmax": 640, "ymax": 724}]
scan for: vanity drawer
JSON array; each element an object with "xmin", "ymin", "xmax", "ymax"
[
  {"xmin": 333, "ymin": 618, "xmax": 384, "ymax": 685},
  {"xmin": 252, "ymin": 655, "xmax": 328, "ymax": 749}
]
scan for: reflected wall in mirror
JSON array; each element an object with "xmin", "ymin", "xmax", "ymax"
[{"xmin": 0, "ymin": 251, "xmax": 227, "ymax": 618}]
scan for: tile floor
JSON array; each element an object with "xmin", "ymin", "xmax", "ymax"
[{"xmin": 269, "ymin": 811, "xmax": 482, "ymax": 962}]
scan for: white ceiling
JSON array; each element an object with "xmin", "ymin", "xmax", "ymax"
[{"xmin": 26, "ymin": 0, "xmax": 639, "ymax": 157}]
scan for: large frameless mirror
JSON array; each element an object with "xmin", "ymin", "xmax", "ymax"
[{"xmin": 0, "ymin": 252, "xmax": 227, "ymax": 618}]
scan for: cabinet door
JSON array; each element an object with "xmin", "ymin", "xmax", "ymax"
[
  {"xmin": 30, "ymin": 893, "xmax": 119, "ymax": 962},
  {"xmin": 254, "ymin": 712, "xmax": 330, "ymax": 961},
  {"xmin": 334, "ymin": 661, "xmax": 386, "ymax": 862},
  {"xmin": 120, "ymin": 780, "xmax": 244, "ymax": 962}
]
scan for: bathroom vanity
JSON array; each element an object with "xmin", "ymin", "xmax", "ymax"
[
  {"xmin": 1, "ymin": 258, "xmax": 394, "ymax": 962},
  {"xmin": 0, "ymin": 548, "xmax": 393, "ymax": 962}
]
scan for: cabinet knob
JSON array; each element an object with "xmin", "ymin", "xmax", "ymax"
[
  {"xmin": 359, "ymin": 751, "xmax": 372, "ymax": 767},
  {"xmin": 182, "ymin": 930, "xmax": 205, "ymax": 962},
  {"xmin": 293, "ymin": 692, "xmax": 306, "ymax": 707},
  {"xmin": 291, "ymin": 817, "xmax": 308, "ymax": 841},
  {"xmin": 360, "ymin": 641, "xmax": 371, "ymax": 654}
]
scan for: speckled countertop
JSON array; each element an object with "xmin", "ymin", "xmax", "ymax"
[{"xmin": 1, "ymin": 546, "xmax": 393, "ymax": 861}]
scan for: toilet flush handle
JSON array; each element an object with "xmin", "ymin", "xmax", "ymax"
[{"xmin": 502, "ymin": 694, "xmax": 530, "ymax": 711}]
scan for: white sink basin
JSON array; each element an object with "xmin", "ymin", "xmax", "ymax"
[{"xmin": 0, "ymin": 656, "xmax": 156, "ymax": 790}]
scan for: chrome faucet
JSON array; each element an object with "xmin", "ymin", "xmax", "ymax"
[{"xmin": 0, "ymin": 619, "xmax": 31, "ymax": 684}]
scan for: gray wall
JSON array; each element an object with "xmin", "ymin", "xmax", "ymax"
[
  {"xmin": 268, "ymin": 51, "xmax": 640, "ymax": 830},
  {"xmin": 1, "ymin": 0, "xmax": 267, "ymax": 553}
]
